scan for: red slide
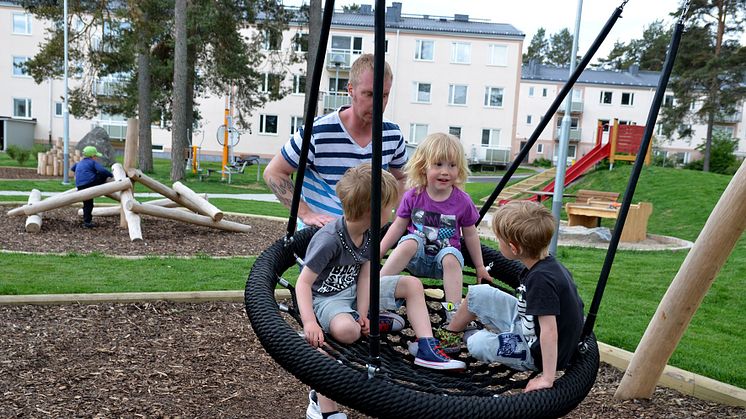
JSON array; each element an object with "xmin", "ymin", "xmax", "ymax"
[{"xmin": 539, "ymin": 142, "xmax": 611, "ymax": 195}]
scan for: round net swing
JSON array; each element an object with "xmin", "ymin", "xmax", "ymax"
[{"xmin": 245, "ymin": 0, "xmax": 686, "ymax": 417}]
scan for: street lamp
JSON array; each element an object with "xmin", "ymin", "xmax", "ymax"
[{"xmin": 331, "ymin": 54, "xmax": 345, "ymax": 108}]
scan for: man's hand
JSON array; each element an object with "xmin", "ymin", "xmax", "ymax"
[
  {"xmin": 303, "ymin": 322, "xmax": 325, "ymax": 348},
  {"xmin": 524, "ymin": 374, "xmax": 554, "ymax": 392},
  {"xmin": 300, "ymin": 211, "xmax": 337, "ymax": 228}
]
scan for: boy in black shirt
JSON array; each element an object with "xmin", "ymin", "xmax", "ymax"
[{"xmin": 438, "ymin": 201, "xmax": 585, "ymax": 392}]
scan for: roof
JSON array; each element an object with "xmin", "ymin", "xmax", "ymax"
[
  {"xmin": 522, "ymin": 63, "xmax": 662, "ymax": 88},
  {"xmin": 330, "ymin": 13, "xmax": 524, "ymax": 38}
]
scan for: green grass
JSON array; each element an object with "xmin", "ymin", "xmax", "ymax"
[{"xmin": 1, "ymin": 153, "xmax": 745, "ymax": 388}]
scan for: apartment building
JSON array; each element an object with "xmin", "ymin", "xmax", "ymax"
[{"xmin": 518, "ymin": 62, "xmax": 746, "ymax": 165}]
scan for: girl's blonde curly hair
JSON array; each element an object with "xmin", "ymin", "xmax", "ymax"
[{"xmin": 404, "ymin": 132, "xmax": 470, "ymax": 191}]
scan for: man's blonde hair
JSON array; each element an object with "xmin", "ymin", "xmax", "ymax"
[
  {"xmin": 404, "ymin": 132, "xmax": 470, "ymax": 191},
  {"xmin": 492, "ymin": 201, "xmax": 555, "ymax": 259},
  {"xmin": 349, "ymin": 53, "xmax": 393, "ymax": 87},
  {"xmin": 336, "ymin": 163, "xmax": 399, "ymax": 221}
]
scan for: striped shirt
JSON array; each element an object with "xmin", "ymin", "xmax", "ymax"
[{"xmin": 281, "ymin": 106, "xmax": 407, "ymax": 218}]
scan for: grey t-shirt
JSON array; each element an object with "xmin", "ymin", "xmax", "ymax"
[{"xmin": 304, "ymin": 217, "xmax": 371, "ymax": 296}]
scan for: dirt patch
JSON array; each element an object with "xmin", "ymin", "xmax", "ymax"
[{"xmin": 1, "ymin": 166, "xmax": 744, "ymax": 417}]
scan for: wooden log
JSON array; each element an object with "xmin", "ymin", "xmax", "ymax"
[
  {"xmin": 127, "ymin": 201, "xmax": 249, "ymax": 233},
  {"xmin": 172, "ymin": 181, "xmax": 223, "ymax": 221},
  {"xmin": 112, "ymin": 163, "xmax": 142, "ymax": 241},
  {"xmin": 80, "ymin": 196, "xmax": 193, "ymax": 217},
  {"xmin": 123, "ymin": 118, "xmax": 139, "ymax": 170},
  {"xmin": 6, "ymin": 179, "xmax": 132, "ymax": 217},
  {"xmin": 126, "ymin": 169, "xmax": 204, "ymax": 215},
  {"xmin": 615, "ymin": 159, "xmax": 746, "ymax": 400},
  {"xmin": 25, "ymin": 189, "xmax": 43, "ymax": 233}
]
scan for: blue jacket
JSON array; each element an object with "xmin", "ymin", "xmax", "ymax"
[{"xmin": 71, "ymin": 157, "xmax": 113, "ymax": 188}]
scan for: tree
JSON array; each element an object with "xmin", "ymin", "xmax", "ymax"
[
  {"xmin": 546, "ymin": 28, "xmax": 573, "ymax": 67},
  {"xmin": 523, "ymin": 27, "xmax": 548, "ymax": 64},
  {"xmin": 302, "ymin": 0, "xmax": 322, "ymax": 121},
  {"xmin": 341, "ymin": 4, "xmax": 361, "ymax": 13},
  {"xmin": 684, "ymin": 130, "xmax": 740, "ymax": 174},
  {"xmin": 594, "ymin": 21, "xmax": 672, "ymax": 71},
  {"xmin": 660, "ymin": 0, "xmax": 746, "ymax": 172},
  {"xmin": 171, "ymin": 0, "xmax": 188, "ymax": 181}
]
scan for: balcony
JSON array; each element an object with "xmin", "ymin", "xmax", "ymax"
[
  {"xmin": 94, "ymin": 76, "xmax": 127, "ymax": 97},
  {"xmin": 326, "ymin": 50, "xmax": 362, "ymax": 69},
  {"xmin": 556, "ymin": 101, "xmax": 584, "ymax": 113},
  {"xmin": 323, "ymin": 92, "xmax": 351, "ymax": 113},
  {"xmin": 715, "ymin": 111, "xmax": 742, "ymax": 124},
  {"xmin": 555, "ymin": 128, "xmax": 582, "ymax": 142}
]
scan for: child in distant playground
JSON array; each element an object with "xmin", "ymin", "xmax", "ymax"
[
  {"xmin": 70, "ymin": 146, "xmax": 113, "ymax": 228},
  {"xmin": 380, "ymin": 132, "xmax": 492, "ymax": 322},
  {"xmin": 438, "ymin": 201, "xmax": 585, "ymax": 392},
  {"xmin": 297, "ymin": 163, "xmax": 465, "ymax": 419}
]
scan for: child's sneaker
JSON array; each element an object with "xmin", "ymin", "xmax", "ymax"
[
  {"xmin": 378, "ymin": 311, "xmax": 405, "ymax": 333},
  {"xmin": 414, "ymin": 337, "xmax": 466, "ymax": 371},
  {"xmin": 441, "ymin": 301, "xmax": 460, "ymax": 323},
  {"xmin": 435, "ymin": 327, "xmax": 463, "ymax": 354}
]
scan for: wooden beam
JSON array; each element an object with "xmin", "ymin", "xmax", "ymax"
[
  {"xmin": 24, "ymin": 189, "xmax": 42, "ymax": 233},
  {"xmin": 112, "ymin": 163, "xmax": 142, "ymax": 241},
  {"xmin": 127, "ymin": 201, "xmax": 249, "ymax": 232},
  {"xmin": 126, "ymin": 169, "xmax": 204, "ymax": 215},
  {"xmin": 7, "ymin": 180, "xmax": 132, "ymax": 217},
  {"xmin": 172, "ymin": 181, "xmax": 223, "ymax": 221}
]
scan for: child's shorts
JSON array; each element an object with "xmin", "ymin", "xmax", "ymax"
[
  {"xmin": 464, "ymin": 284, "xmax": 536, "ymax": 371},
  {"xmin": 398, "ymin": 233, "xmax": 464, "ymax": 279},
  {"xmin": 312, "ymin": 275, "xmax": 403, "ymax": 332}
]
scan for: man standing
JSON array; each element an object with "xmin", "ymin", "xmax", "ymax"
[{"xmin": 263, "ymin": 53, "xmax": 407, "ymax": 228}]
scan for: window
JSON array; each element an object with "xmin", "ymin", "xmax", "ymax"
[
  {"xmin": 293, "ymin": 75, "xmax": 306, "ymax": 94},
  {"xmin": 54, "ymin": 101, "xmax": 63, "ymax": 117},
  {"xmin": 619, "ymin": 120, "xmax": 636, "ymax": 125},
  {"xmin": 542, "ymin": 88, "xmax": 548, "ymax": 97},
  {"xmin": 97, "ymin": 113, "xmax": 127, "ymax": 140},
  {"xmin": 414, "ymin": 39, "xmax": 434, "ymax": 61},
  {"xmin": 555, "ymin": 145, "xmax": 577, "ymax": 160},
  {"xmin": 332, "ymin": 35, "xmax": 363, "ymax": 55},
  {"xmin": 655, "ymin": 123, "xmax": 664, "ymax": 136},
  {"xmin": 536, "ymin": 144, "xmax": 544, "ymax": 154},
  {"xmin": 451, "ymin": 42, "xmax": 471, "ymax": 64},
  {"xmin": 556, "ymin": 117, "xmax": 579, "ymax": 130},
  {"xmin": 621, "ymin": 92, "xmax": 634, "ymax": 106},
  {"xmin": 260, "ymin": 73, "xmax": 282, "ymax": 95},
  {"xmin": 448, "ymin": 126, "xmax": 462, "ymax": 138},
  {"xmin": 293, "ymin": 33, "xmax": 309, "ymax": 52},
  {"xmin": 262, "ymin": 29, "xmax": 282, "ymax": 50},
  {"xmin": 599, "ymin": 119, "xmax": 610, "ymax": 132},
  {"xmin": 13, "ymin": 13, "xmax": 31, "ymax": 35},
  {"xmin": 259, "ymin": 114, "xmax": 278, "ymax": 134},
  {"xmin": 526, "ymin": 115, "xmax": 533, "ymax": 124},
  {"xmin": 329, "ymin": 77, "xmax": 349, "ymax": 92},
  {"xmin": 481, "ymin": 129, "xmax": 500, "ymax": 147},
  {"xmin": 12, "ymin": 56, "xmax": 29, "ymax": 77},
  {"xmin": 13, "ymin": 98, "xmax": 32, "ymax": 118},
  {"xmin": 448, "ymin": 84, "xmax": 468, "ymax": 105},
  {"xmin": 488, "ymin": 44, "xmax": 507, "ymax": 66},
  {"xmin": 528, "ymin": 86, "xmax": 535, "ymax": 97},
  {"xmin": 600, "ymin": 91, "xmax": 613, "ymax": 104},
  {"xmin": 413, "ymin": 82, "xmax": 431, "ymax": 103},
  {"xmin": 290, "ymin": 116, "xmax": 303, "ymax": 134},
  {"xmin": 663, "ymin": 94, "xmax": 674, "ymax": 107},
  {"xmin": 409, "ymin": 123, "xmax": 428, "ymax": 144},
  {"xmin": 484, "ymin": 87, "xmax": 504, "ymax": 107},
  {"xmin": 375, "ymin": 39, "xmax": 389, "ymax": 53}
]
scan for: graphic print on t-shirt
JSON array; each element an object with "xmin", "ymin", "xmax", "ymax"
[
  {"xmin": 317, "ymin": 264, "xmax": 360, "ymax": 293},
  {"xmin": 516, "ymin": 283, "xmax": 537, "ymax": 347},
  {"xmin": 411, "ymin": 208, "xmax": 456, "ymax": 255}
]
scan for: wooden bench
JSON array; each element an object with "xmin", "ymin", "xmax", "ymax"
[
  {"xmin": 574, "ymin": 189, "xmax": 620, "ymax": 204},
  {"xmin": 565, "ymin": 199, "xmax": 653, "ymax": 242}
]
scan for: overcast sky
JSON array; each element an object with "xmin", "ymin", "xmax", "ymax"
[{"xmin": 282, "ymin": 0, "xmax": 745, "ymax": 60}]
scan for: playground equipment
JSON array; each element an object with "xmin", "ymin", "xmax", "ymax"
[
  {"xmin": 36, "ymin": 139, "xmax": 82, "ymax": 177},
  {"xmin": 6, "ymin": 165, "xmax": 250, "ymax": 240}
]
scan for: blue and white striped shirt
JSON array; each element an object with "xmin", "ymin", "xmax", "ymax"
[{"xmin": 281, "ymin": 106, "xmax": 407, "ymax": 218}]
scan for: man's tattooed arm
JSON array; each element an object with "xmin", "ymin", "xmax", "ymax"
[{"xmin": 267, "ymin": 176, "xmax": 295, "ymax": 208}]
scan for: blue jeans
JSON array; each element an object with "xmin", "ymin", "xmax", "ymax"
[{"xmin": 398, "ymin": 233, "xmax": 464, "ymax": 279}]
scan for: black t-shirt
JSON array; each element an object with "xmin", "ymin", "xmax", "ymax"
[{"xmin": 519, "ymin": 255, "xmax": 585, "ymax": 370}]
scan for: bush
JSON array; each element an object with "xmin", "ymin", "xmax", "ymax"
[
  {"xmin": 686, "ymin": 132, "xmax": 738, "ymax": 175},
  {"xmin": 532, "ymin": 157, "xmax": 553, "ymax": 168},
  {"xmin": 31, "ymin": 143, "xmax": 50, "ymax": 158},
  {"xmin": 6, "ymin": 145, "xmax": 31, "ymax": 166}
]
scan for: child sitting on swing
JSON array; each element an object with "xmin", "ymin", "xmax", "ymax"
[{"xmin": 380, "ymin": 133, "xmax": 492, "ymax": 322}]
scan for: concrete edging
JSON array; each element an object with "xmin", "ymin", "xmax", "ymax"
[{"xmin": 0, "ymin": 290, "xmax": 743, "ymax": 408}]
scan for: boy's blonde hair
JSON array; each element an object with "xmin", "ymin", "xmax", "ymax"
[
  {"xmin": 404, "ymin": 132, "xmax": 470, "ymax": 191},
  {"xmin": 336, "ymin": 163, "xmax": 399, "ymax": 221},
  {"xmin": 492, "ymin": 201, "xmax": 555, "ymax": 259},
  {"xmin": 349, "ymin": 53, "xmax": 393, "ymax": 87}
]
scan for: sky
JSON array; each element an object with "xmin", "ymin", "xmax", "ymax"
[{"xmin": 282, "ymin": 0, "xmax": 746, "ymax": 60}]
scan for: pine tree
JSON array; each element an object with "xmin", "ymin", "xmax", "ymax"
[
  {"xmin": 522, "ymin": 27, "xmax": 548, "ymax": 64},
  {"xmin": 546, "ymin": 28, "xmax": 573, "ymax": 67}
]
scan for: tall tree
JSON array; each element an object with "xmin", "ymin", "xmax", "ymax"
[
  {"xmin": 523, "ymin": 27, "xmax": 548, "ymax": 64},
  {"xmin": 171, "ymin": 0, "xmax": 188, "ymax": 181},
  {"xmin": 546, "ymin": 28, "xmax": 573, "ymax": 67},
  {"xmin": 302, "ymin": 0, "xmax": 321, "ymax": 121},
  {"xmin": 594, "ymin": 21, "xmax": 672, "ymax": 71},
  {"xmin": 660, "ymin": 0, "xmax": 746, "ymax": 172}
]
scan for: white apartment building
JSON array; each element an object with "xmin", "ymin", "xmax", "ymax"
[
  {"xmin": 2, "ymin": 1, "xmax": 743, "ymax": 166},
  {"xmin": 518, "ymin": 62, "xmax": 746, "ymax": 165}
]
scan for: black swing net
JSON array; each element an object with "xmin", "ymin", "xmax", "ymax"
[{"xmin": 244, "ymin": 0, "xmax": 687, "ymax": 417}]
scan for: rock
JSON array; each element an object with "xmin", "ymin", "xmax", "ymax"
[{"xmin": 76, "ymin": 127, "xmax": 116, "ymax": 166}]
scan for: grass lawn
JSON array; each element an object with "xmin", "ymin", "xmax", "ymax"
[{"xmin": 1, "ymin": 153, "xmax": 744, "ymax": 388}]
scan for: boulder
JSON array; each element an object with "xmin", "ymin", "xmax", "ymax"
[{"xmin": 76, "ymin": 127, "xmax": 115, "ymax": 166}]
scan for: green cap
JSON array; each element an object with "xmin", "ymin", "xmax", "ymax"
[{"xmin": 83, "ymin": 146, "xmax": 103, "ymax": 157}]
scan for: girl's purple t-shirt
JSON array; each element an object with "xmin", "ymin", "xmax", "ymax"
[{"xmin": 396, "ymin": 187, "xmax": 479, "ymax": 254}]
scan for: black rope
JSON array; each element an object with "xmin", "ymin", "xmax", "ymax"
[
  {"xmin": 477, "ymin": 3, "xmax": 627, "ymax": 226},
  {"xmin": 582, "ymin": 9, "xmax": 686, "ymax": 339},
  {"xmin": 284, "ymin": 0, "xmax": 336, "ymax": 240}
]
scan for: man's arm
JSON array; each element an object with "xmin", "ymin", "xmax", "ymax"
[
  {"xmin": 263, "ymin": 153, "xmax": 335, "ymax": 227},
  {"xmin": 388, "ymin": 167, "xmax": 407, "ymax": 204},
  {"xmin": 524, "ymin": 315, "xmax": 558, "ymax": 392}
]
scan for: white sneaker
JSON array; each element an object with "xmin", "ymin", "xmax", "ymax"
[{"xmin": 306, "ymin": 390, "xmax": 322, "ymax": 419}]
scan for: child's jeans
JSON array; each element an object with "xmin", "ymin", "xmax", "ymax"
[
  {"xmin": 398, "ymin": 233, "xmax": 464, "ymax": 279},
  {"xmin": 464, "ymin": 284, "xmax": 536, "ymax": 371}
]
